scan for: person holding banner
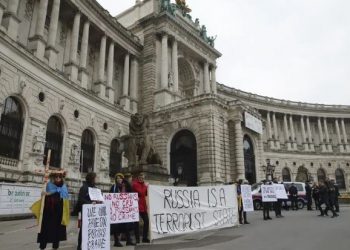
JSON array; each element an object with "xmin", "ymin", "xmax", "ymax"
[
  {"xmin": 237, "ymin": 180, "xmax": 249, "ymax": 224},
  {"xmin": 76, "ymin": 172, "xmax": 101, "ymax": 250},
  {"xmin": 132, "ymin": 172, "xmax": 150, "ymax": 244},
  {"xmin": 110, "ymin": 173, "xmax": 136, "ymax": 247},
  {"xmin": 262, "ymin": 181, "xmax": 273, "ymax": 220},
  {"xmin": 34, "ymin": 172, "xmax": 69, "ymax": 250},
  {"xmin": 289, "ymin": 183, "xmax": 298, "ymax": 210}
]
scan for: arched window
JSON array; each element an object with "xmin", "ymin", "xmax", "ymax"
[
  {"xmin": 243, "ymin": 135, "xmax": 256, "ymax": 184},
  {"xmin": 43, "ymin": 116, "xmax": 63, "ymax": 168},
  {"xmin": 335, "ymin": 168, "xmax": 346, "ymax": 189},
  {"xmin": 282, "ymin": 168, "xmax": 291, "ymax": 182},
  {"xmin": 317, "ymin": 168, "xmax": 326, "ymax": 183},
  {"xmin": 80, "ymin": 129, "xmax": 95, "ymax": 173},
  {"xmin": 109, "ymin": 139, "xmax": 121, "ymax": 177},
  {"xmin": 0, "ymin": 97, "xmax": 24, "ymax": 159}
]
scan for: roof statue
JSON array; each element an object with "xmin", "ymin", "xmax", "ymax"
[{"xmin": 175, "ymin": 0, "xmax": 192, "ymax": 14}]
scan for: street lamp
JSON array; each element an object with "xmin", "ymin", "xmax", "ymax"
[
  {"xmin": 168, "ymin": 164, "xmax": 183, "ymax": 186},
  {"xmin": 262, "ymin": 159, "xmax": 276, "ymax": 181}
]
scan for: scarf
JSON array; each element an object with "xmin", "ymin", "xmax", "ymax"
[{"xmin": 46, "ymin": 181, "xmax": 69, "ymax": 199}]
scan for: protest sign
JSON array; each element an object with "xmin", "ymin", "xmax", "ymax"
[
  {"xmin": 148, "ymin": 185, "xmax": 239, "ymax": 240},
  {"xmin": 103, "ymin": 193, "xmax": 139, "ymax": 224},
  {"xmin": 261, "ymin": 185, "xmax": 277, "ymax": 202},
  {"xmin": 273, "ymin": 184, "xmax": 288, "ymax": 199},
  {"xmin": 240, "ymin": 185, "xmax": 254, "ymax": 212},
  {"xmin": 88, "ymin": 187, "xmax": 104, "ymax": 202},
  {"xmin": 82, "ymin": 204, "xmax": 110, "ymax": 250}
]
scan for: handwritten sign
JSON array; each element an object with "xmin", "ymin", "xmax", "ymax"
[
  {"xmin": 88, "ymin": 188, "xmax": 104, "ymax": 202},
  {"xmin": 82, "ymin": 204, "xmax": 110, "ymax": 250},
  {"xmin": 0, "ymin": 183, "xmax": 41, "ymax": 215},
  {"xmin": 261, "ymin": 185, "xmax": 277, "ymax": 202},
  {"xmin": 103, "ymin": 193, "xmax": 139, "ymax": 224},
  {"xmin": 241, "ymin": 185, "xmax": 254, "ymax": 212},
  {"xmin": 148, "ymin": 185, "xmax": 239, "ymax": 240},
  {"xmin": 273, "ymin": 184, "xmax": 288, "ymax": 199}
]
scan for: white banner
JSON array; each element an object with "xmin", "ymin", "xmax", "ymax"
[
  {"xmin": 0, "ymin": 183, "xmax": 41, "ymax": 215},
  {"xmin": 244, "ymin": 112, "xmax": 263, "ymax": 134},
  {"xmin": 273, "ymin": 184, "xmax": 288, "ymax": 199},
  {"xmin": 261, "ymin": 185, "xmax": 277, "ymax": 202},
  {"xmin": 148, "ymin": 185, "xmax": 239, "ymax": 240},
  {"xmin": 88, "ymin": 187, "xmax": 104, "ymax": 202},
  {"xmin": 82, "ymin": 204, "xmax": 110, "ymax": 250},
  {"xmin": 103, "ymin": 193, "xmax": 139, "ymax": 224},
  {"xmin": 241, "ymin": 185, "xmax": 254, "ymax": 212}
]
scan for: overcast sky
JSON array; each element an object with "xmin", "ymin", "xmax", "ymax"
[{"xmin": 97, "ymin": 0, "xmax": 350, "ymax": 105}]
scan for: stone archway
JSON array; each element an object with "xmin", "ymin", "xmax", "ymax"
[
  {"xmin": 178, "ymin": 58, "xmax": 196, "ymax": 98},
  {"xmin": 296, "ymin": 166, "xmax": 309, "ymax": 182},
  {"xmin": 170, "ymin": 130, "xmax": 197, "ymax": 186}
]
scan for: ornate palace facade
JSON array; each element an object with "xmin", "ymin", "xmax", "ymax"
[{"xmin": 0, "ymin": 0, "xmax": 349, "ymax": 193}]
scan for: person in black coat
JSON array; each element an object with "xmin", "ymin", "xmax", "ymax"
[
  {"xmin": 76, "ymin": 172, "xmax": 98, "ymax": 250},
  {"xmin": 273, "ymin": 180, "xmax": 283, "ymax": 218},
  {"xmin": 289, "ymin": 183, "xmax": 298, "ymax": 210},
  {"xmin": 110, "ymin": 173, "xmax": 135, "ymax": 247},
  {"xmin": 332, "ymin": 180, "xmax": 340, "ymax": 212},
  {"xmin": 305, "ymin": 182, "xmax": 313, "ymax": 210},
  {"xmin": 262, "ymin": 181, "xmax": 272, "ymax": 221},
  {"xmin": 312, "ymin": 183, "xmax": 320, "ymax": 210},
  {"xmin": 324, "ymin": 179, "xmax": 338, "ymax": 218}
]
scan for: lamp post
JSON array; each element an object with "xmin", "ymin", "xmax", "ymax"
[
  {"xmin": 262, "ymin": 159, "xmax": 276, "ymax": 181},
  {"xmin": 168, "ymin": 164, "xmax": 183, "ymax": 186}
]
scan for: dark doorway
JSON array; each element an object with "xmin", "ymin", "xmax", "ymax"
[
  {"xmin": 109, "ymin": 139, "xmax": 122, "ymax": 177},
  {"xmin": 170, "ymin": 130, "xmax": 197, "ymax": 186},
  {"xmin": 243, "ymin": 135, "xmax": 256, "ymax": 184},
  {"xmin": 80, "ymin": 129, "xmax": 95, "ymax": 173},
  {"xmin": 43, "ymin": 116, "xmax": 63, "ymax": 168},
  {"xmin": 296, "ymin": 166, "xmax": 309, "ymax": 182}
]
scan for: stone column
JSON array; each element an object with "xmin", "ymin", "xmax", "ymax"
[
  {"xmin": 234, "ymin": 119, "xmax": 245, "ymax": 180},
  {"xmin": 0, "ymin": 3, "xmax": 5, "ymax": 32},
  {"xmin": 335, "ymin": 119, "xmax": 344, "ymax": 153},
  {"xmin": 341, "ymin": 119, "xmax": 350, "ymax": 152},
  {"xmin": 106, "ymin": 42, "xmax": 115, "ymax": 104},
  {"xmin": 283, "ymin": 115, "xmax": 291, "ymax": 150},
  {"xmin": 171, "ymin": 39, "xmax": 179, "ymax": 92},
  {"xmin": 94, "ymin": 35, "xmax": 107, "ymax": 99},
  {"xmin": 267, "ymin": 112, "xmax": 274, "ymax": 149},
  {"xmin": 272, "ymin": 112, "xmax": 280, "ymax": 149},
  {"xmin": 300, "ymin": 116, "xmax": 309, "ymax": 151},
  {"xmin": 2, "ymin": 0, "xmax": 20, "ymax": 40},
  {"xmin": 323, "ymin": 118, "xmax": 332, "ymax": 152},
  {"xmin": 318, "ymin": 118, "xmax": 326, "ymax": 152},
  {"xmin": 306, "ymin": 117, "xmax": 315, "ymax": 151},
  {"xmin": 79, "ymin": 20, "xmax": 90, "ymax": 89},
  {"xmin": 161, "ymin": 33, "xmax": 168, "ymax": 89},
  {"xmin": 45, "ymin": 0, "xmax": 60, "ymax": 68},
  {"xmin": 211, "ymin": 66, "xmax": 217, "ymax": 94},
  {"xmin": 120, "ymin": 53, "xmax": 131, "ymax": 111},
  {"xmin": 203, "ymin": 62, "xmax": 211, "ymax": 93},
  {"xmin": 289, "ymin": 115, "xmax": 297, "ymax": 150},
  {"xmin": 130, "ymin": 58, "xmax": 139, "ymax": 113},
  {"xmin": 65, "ymin": 12, "xmax": 81, "ymax": 82}
]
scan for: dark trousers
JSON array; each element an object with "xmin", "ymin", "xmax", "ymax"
[
  {"xmin": 274, "ymin": 200, "xmax": 282, "ymax": 216},
  {"xmin": 238, "ymin": 207, "xmax": 248, "ymax": 224},
  {"xmin": 324, "ymin": 199, "xmax": 337, "ymax": 216},
  {"xmin": 334, "ymin": 198, "xmax": 339, "ymax": 212},
  {"xmin": 291, "ymin": 196, "xmax": 298, "ymax": 210},
  {"xmin": 77, "ymin": 228, "xmax": 82, "ymax": 250},
  {"xmin": 113, "ymin": 223, "xmax": 133, "ymax": 243},
  {"xmin": 40, "ymin": 241, "xmax": 59, "ymax": 249},
  {"xmin": 263, "ymin": 202, "xmax": 271, "ymax": 219},
  {"xmin": 135, "ymin": 212, "xmax": 149, "ymax": 241},
  {"xmin": 307, "ymin": 196, "xmax": 312, "ymax": 210},
  {"xmin": 313, "ymin": 197, "xmax": 319, "ymax": 210}
]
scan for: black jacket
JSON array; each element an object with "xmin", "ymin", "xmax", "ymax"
[
  {"xmin": 110, "ymin": 180, "xmax": 133, "ymax": 193},
  {"xmin": 76, "ymin": 182, "xmax": 95, "ymax": 212},
  {"xmin": 289, "ymin": 186, "xmax": 298, "ymax": 196}
]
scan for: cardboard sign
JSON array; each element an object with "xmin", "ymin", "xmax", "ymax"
[
  {"xmin": 82, "ymin": 204, "xmax": 110, "ymax": 250},
  {"xmin": 88, "ymin": 188, "xmax": 104, "ymax": 202},
  {"xmin": 148, "ymin": 185, "xmax": 239, "ymax": 240},
  {"xmin": 103, "ymin": 193, "xmax": 139, "ymax": 224},
  {"xmin": 261, "ymin": 185, "xmax": 277, "ymax": 202},
  {"xmin": 273, "ymin": 184, "xmax": 288, "ymax": 199},
  {"xmin": 241, "ymin": 185, "xmax": 254, "ymax": 212}
]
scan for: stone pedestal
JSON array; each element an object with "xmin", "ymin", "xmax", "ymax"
[
  {"xmin": 120, "ymin": 96, "xmax": 131, "ymax": 111},
  {"xmin": 94, "ymin": 81, "xmax": 106, "ymax": 100},
  {"xmin": 106, "ymin": 86, "xmax": 115, "ymax": 104},
  {"xmin": 303, "ymin": 143, "xmax": 309, "ymax": 151},
  {"xmin": 154, "ymin": 88, "xmax": 174, "ymax": 108},
  {"xmin": 65, "ymin": 62, "xmax": 79, "ymax": 83},
  {"xmin": 28, "ymin": 35, "xmax": 47, "ymax": 60},
  {"xmin": 286, "ymin": 142, "xmax": 292, "ymax": 151},
  {"xmin": 45, "ymin": 46, "xmax": 59, "ymax": 69},
  {"xmin": 130, "ymin": 99, "xmax": 138, "ymax": 114},
  {"xmin": 326, "ymin": 144, "xmax": 333, "ymax": 152},
  {"xmin": 309, "ymin": 143, "xmax": 315, "ymax": 151},
  {"xmin": 79, "ymin": 68, "xmax": 89, "ymax": 89},
  {"xmin": 123, "ymin": 164, "xmax": 169, "ymax": 184},
  {"xmin": 2, "ymin": 12, "xmax": 20, "ymax": 40}
]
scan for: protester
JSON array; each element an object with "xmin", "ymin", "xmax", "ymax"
[
  {"xmin": 312, "ymin": 183, "xmax": 320, "ymax": 210},
  {"xmin": 110, "ymin": 173, "xmax": 136, "ymax": 247},
  {"xmin": 237, "ymin": 179, "xmax": 249, "ymax": 224},
  {"xmin": 332, "ymin": 180, "xmax": 340, "ymax": 213},
  {"xmin": 132, "ymin": 172, "xmax": 150, "ymax": 243},
  {"xmin": 305, "ymin": 181, "xmax": 313, "ymax": 211},
  {"xmin": 262, "ymin": 181, "xmax": 272, "ymax": 220},
  {"xmin": 289, "ymin": 183, "xmax": 298, "ymax": 210},
  {"xmin": 282, "ymin": 182, "xmax": 289, "ymax": 210},
  {"xmin": 76, "ymin": 172, "xmax": 99, "ymax": 250},
  {"xmin": 33, "ymin": 172, "xmax": 69, "ymax": 250},
  {"xmin": 324, "ymin": 179, "xmax": 339, "ymax": 218},
  {"xmin": 273, "ymin": 179, "xmax": 283, "ymax": 218}
]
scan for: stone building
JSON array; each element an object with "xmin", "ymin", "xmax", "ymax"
[{"xmin": 0, "ymin": 0, "xmax": 349, "ymax": 194}]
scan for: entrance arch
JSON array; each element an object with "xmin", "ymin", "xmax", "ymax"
[
  {"xmin": 243, "ymin": 135, "xmax": 256, "ymax": 184},
  {"xmin": 178, "ymin": 58, "xmax": 196, "ymax": 98},
  {"xmin": 296, "ymin": 166, "xmax": 309, "ymax": 182},
  {"xmin": 170, "ymin": 130, "xmax": 197, "ymax": 186}
]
